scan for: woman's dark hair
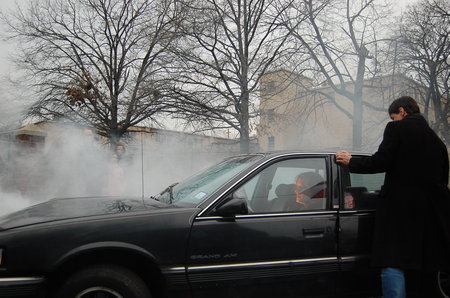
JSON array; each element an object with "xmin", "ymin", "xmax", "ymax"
[{"xmin": 388, "ymin": 96, "xmax": 420, "ymax": 115}]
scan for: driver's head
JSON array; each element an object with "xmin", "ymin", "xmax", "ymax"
[{"xmin": 295, "ymin": 172, "xmax": 324, "ymax": 203}]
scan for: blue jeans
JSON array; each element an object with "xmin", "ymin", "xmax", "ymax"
[{"xmin": 381, "ymin": 267, "xmax": 406, "ymax": 298}]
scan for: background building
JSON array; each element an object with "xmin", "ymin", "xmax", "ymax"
[{"xmin": 258, "ymin": 69, "xmax": 428, "ymax": 152}]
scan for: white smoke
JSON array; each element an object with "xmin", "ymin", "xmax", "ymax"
[{"xmin": 0, "ymin": 122, "xmax": 232, "ymax": 216}]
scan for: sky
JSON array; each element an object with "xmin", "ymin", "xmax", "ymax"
[
  {"xmin": 0, "ymin": 0, "xmax": 417, "ymax": 86},
  {"xmin": 0, "ymin": 0, "xmax": 418, "ymax": 133},
  {"xmin": 0, "ymin": 0, "xmax": 26, "ymax": 77},
  {"xmin": 0, "ymin": 0, "xmax": 418, "ymax": 130}
]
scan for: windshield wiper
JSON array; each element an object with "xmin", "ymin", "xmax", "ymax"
[
  {"xmin": 149, "ymin": 195, "xmax": 160, "ymax": 202},
  {"xmin": 162, "ymin": 183, "xmax": 178, "ymax": 204}
]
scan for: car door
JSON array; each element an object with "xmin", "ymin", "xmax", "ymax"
[
  {"xmin": 186, "ymin": 155, "xmax": 338, "ymax": 298},
  {"xmin": 336, "ymin": 162, "xmax": 384, "ymax": 296}
]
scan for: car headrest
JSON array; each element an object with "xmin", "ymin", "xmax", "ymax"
[{"xmin": 275, "ymin": 184, "xmax": 295, "ymax": 197}]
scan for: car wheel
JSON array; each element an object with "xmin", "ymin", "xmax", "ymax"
[
  {"xmin": 55, "ymin": 264, "xmax": 152, "ymax": 298},
  {"xmin": 438, "ymin": 271, "xmax": 450, "ymax": 298}
]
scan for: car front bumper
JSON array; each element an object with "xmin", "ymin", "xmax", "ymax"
[{"xmin": 0, "ymin": 276, "xmax": 45, "ymax": 297}]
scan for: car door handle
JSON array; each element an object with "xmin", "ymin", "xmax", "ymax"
[{"xmin": 303, "ymin": 228, "xmax": 325, "ymax": 238}]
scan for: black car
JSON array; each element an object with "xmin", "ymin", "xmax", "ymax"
[{"xmin": 0, "ymin": 152, "xmax": 448, "ymax": 298}]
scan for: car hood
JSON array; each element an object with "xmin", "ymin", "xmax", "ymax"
[{"xmin": 0, "ymin": 196, "xmax": 172, "ymax": 231}]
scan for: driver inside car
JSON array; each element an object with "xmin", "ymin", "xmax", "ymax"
[{"xmin": 292, "ymin": 172, "xmax": 326, "ymax": 210}]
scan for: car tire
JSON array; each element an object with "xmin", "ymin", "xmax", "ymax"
[
  {"xmin": 54, "ymin": 264, "xmax": 152, "ymax": 298},
  {"xmin": 437, "ymin": 271, "xmax": 450, "ymax": 298}
]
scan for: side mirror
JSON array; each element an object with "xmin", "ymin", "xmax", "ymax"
[{"xmin": 213, "ymin": 195, "xmax": 249, "ymax": 217}]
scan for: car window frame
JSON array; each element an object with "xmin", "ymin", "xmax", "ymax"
[
  {"xmin": 337, "ymin": 155, "xmax": 385, "ymax": 212},
  {"xmin": 199, "ymin": 154, "xmax": 333, "ymax": 217}
]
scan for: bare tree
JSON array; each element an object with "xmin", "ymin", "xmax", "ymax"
[
  {"xmin": 168, "ymin": 0, "xmax": 292, "ymax": 153},
  {"xmin": 279, "ymin": 0, "xmax": 392, "ymax": 150},
  {"xmin": 2, "ymin": 0, "xmax": 183, "ymax": 147},
  {"xmin": 396, "ymin": 0, "xmax": 450, "ymax": 144}
]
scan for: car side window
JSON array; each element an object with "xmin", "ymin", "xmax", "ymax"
[
  {"xmin": 343, "ymin": 172, "xmax": 385, "ymax": 210},
  {"xmin": 232, "ymin": 157, "xmax": 328, "ymax": 214}
]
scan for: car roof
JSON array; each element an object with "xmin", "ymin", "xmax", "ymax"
[{"xmin": 251, "ymin": 150, "xmax": 372, "ymax": 157}]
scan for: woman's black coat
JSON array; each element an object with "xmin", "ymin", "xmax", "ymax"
[{"xmin": 349, "ymin": 114, "xmax": 450, "ymax": 271}]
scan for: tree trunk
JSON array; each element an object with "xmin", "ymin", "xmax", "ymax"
[
  {"xmin": 352, "ymin": 52, "xmax": 366, "ymax": 151},
  {"xmin": 352, "ymin": 98, "xmax": 363, "ymax": 151},
  {"xmin": 240, "ymin": 130, "xmax": 250, "ymax": 154},
  {"xmin": 240, "ymin": 89, "xmax": 250, "ymax": 154}
]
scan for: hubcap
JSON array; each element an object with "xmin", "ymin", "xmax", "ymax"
[{"xmin": 75, "ymin": 287, "xmax": 124, "ymax": 298}]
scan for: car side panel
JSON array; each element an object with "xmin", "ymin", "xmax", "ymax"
[
  {"xmin": 0, "ymin": 209, "xmax": 197, "ymax": 294},
  {"xmin": 186, "ymin": 212, "xmax": 338, "ymax": 298},
  {"xmin": 335, "ymin": 163, "xmax": 383, "ymax": 296},
  {"xmin": 337, "ymin": 211, "xmax": 380, "ymax": 296}
]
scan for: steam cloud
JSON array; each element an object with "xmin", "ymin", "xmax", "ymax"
[{"xmin": 0, "ymin": 123, "xmax": 229, "ymax": 217}]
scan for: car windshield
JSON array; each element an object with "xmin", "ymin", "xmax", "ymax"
[{"xmin": 155, "ymin": 154, "xmax": 263, "ymax": 207}]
